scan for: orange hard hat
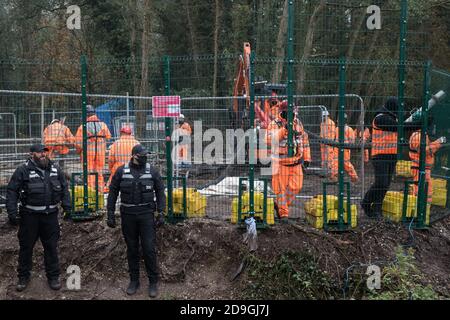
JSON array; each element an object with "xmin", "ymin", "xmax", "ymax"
[{"xmin": 120, "ymin": 126, "xmax": 132, "ymax": 134}]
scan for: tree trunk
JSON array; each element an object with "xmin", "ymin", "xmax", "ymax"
[
  {"xmin": 336, "ymin": 7, "xmax": 366, "ymax": 120},
  {"xmin": 356, "ymin": 31, "xmax": 380, "ymax": 109},
  {"xmin": 137, "ymin": 0, "xmax": 151, "ymax": 138},
  {"xmin": 213, "ymin": 0, "xmax": 222, "ymax": 99},
  {"xmin": 129, "ymin": 0, "xmax": 138, "ymax": 95},
  {"xmin": 184, "ymin": 0, "xmax": 200, "ymax": 82},
  {"xmin": 296, "ymin": 0, "xmax": 327, "ymax": 94},
  {"xmin": 271, "ymin": 0, "xmax": 289, "ymax": 83}
]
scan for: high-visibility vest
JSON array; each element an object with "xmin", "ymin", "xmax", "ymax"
[
  {"xmin": 267, "ymin": 118, "xmax": 311, "ymax": 166},
  {"xmin": 371, "ymin": 115, "xmax": 397, "ymax": 156},
  {"xmin": 409, "ymin": 131, "xmax": 441, "ymax": 169}
]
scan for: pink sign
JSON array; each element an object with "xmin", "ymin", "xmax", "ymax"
[{"xmin": 152, "ymin": 96, "xmax": 181, "ymax": 118}]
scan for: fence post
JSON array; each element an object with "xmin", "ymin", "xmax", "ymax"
[
  {"xmin": 164, "ymin": 55, "xmax": 174, "ymax": 221},
  {"xmin": 338, "ymin": 57, "xmax": 346, "ymax": 230},
  {"xmin": 397, "ymin": 0, "xmax": 408, "ymax": 158},
  {"xmin": 416, "ymin": 60, "xmax": 432, "ymax": 228},
  {"xmin": 287, "ymin": 0, "xmax": 294, "ymax": 158},
  {"xmin": 80, "ymin": 55, "xmax": 89, "ymax": 215},
  {"xmin": 41, "ymin": 95, "xmax": 45, "ymax": 143},
  {"xmin": 249, "ymin": 52, "xmax": 256, "ymax": 219}
]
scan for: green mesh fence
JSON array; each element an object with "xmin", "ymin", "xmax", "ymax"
[{"xmin": 0, "ymin": 0, "xmax": 447, "ymax": 230}]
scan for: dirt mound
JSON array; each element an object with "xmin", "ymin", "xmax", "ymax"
[{"xmin": 0, "ymin": 214, "xmax": 449, "ymax": 300}]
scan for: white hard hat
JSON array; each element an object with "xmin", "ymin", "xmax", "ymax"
[
  {"xmin": 51, "ymin": 119, "xmax": 60, "ymax": 124},
  {"xmin": 179, "ymin": 114, "xmax": 185, "ymax": 119},
  {"xmin": 322, "ymin": 110, "xmax": 329, "ymax": 117}
]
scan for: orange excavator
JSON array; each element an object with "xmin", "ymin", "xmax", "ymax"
[
  {"xmin": 232, "ymin": 43, "xmax": 288, "ymax": 129},
  {"xmin": 232, "ymin": 42, "xmax": 288, "ymax": 161}
]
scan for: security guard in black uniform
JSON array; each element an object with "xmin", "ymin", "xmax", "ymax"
[
  {"xmin": 6, "ymin": 144, "xmax": 71, "ymax": 292},
  {"xmin": 107, "ymin": 144, "xmax": 166, "ymax": 298}
]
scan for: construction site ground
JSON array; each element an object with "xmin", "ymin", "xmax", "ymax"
[{"xmin": 0, "ymin": 208, "xmax": 449, "ymax": 300}]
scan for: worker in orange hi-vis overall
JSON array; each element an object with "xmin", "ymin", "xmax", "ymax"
[
  {"xmin": 320, "ymin": 110, "xmax": 336, "ymax": 174},
  {"xmin": 330, "ymin": 114, "xmax": 359, "ymax": 183},
  {"xmin": 176, "ymin": 114, "xmax": 192, "ymax": 165},
  {"xmin": 43, "ymin": 118, "xmax": 75, "ymax": 169},
  {"xmin": 75, "ymin": 105, "xmax": 112, "ymax": 192},
  {"xmin": 106, "ymin": 126, "xmax": 140, "ymax": 191},
  {"xmin": 266, "ymin": 110, "xmax": 311, "ymax": 223},
  {"xmin": 409, "ymin": 130, "xmax": 445, "ymax": 204}
]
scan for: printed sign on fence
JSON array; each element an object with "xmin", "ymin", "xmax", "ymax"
[{"xmin": 152, "ymin": 96, "xmax": 181, "ymax": 118}]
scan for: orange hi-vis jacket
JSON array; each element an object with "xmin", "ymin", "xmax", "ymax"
[
  {"xmin": 75, "ymin": 115, "xmax": 112, "ymax": 157},
  {"xmin": 108, "ymin": 135, "xmax": 140, "ymax": 176},
  {"xmin": 371, "ymin": 116, "xmax": 397, "ymax": 156},
  {"xmin": 409, "ymin": 131, "xmax": 442, "ymax": 202},
  {"xmin": 75, "ymin": 115, "xmax": 112, "ymax": 190},
  {"xmin": 320, "ymin": 116, "xmax": 336, "ymax": 167},
  {"xmin": 320, "ymin": 117, "xmax": 336, "ymax": 141},
  {"xmin": 409, "ymin": 131, "xmax": 442, "ymax": 169},
  {"xmin": 43, "ymin": 122, "xmax": 75, "ymax": 156},
  {"xmin": 177, "ymin": 122, "xmax": 192, "ymax": 161},
  {"xmin": 178, "ymin": 122, "xmax": 192, "ymax": 136},
  {"xmin": 266, "ymin": 117, "xmax": 311, "ymax": 166}
]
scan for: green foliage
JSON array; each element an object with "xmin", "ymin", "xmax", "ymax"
[
  {"xmin": 368, "ymin": 247, "xmax": 440, "ymax": 300},
  {"xmin": 242, "ymin": 250, "xmax": 336, "ymax": 300}
]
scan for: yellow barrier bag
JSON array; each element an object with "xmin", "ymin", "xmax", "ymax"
[
  {"xmin": 432, "ymin": 186, "xmax": 447, "ymax": 207},
  {"xmin": 168, "ymin": 188, "xmax": 207, "ymax": 218},
  {"xmin": 72, "ymin": 186, "xmax": 104, "ymax": 211},
  {"xmin": 396, "ymin": 160, "xmax": 413, "ymax": 178},
  {"xmin": 306, "ymin": 204, "xmax": 357, "ymax": 229},
  {"xmin": 231, "ymin": 192, "xmax": 275, "ymax": 225},
  {"xmin": 432, "ymin": 178, "xmax": 447, "ymax": 189}
]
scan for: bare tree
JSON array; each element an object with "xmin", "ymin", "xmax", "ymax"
[
  {"xmin": 272, "ymin": 0, "xmax": 289, "ymax": 83},
  {"xmin": 213, "ymin": 0, "xmax": 222, "ymax": 98},
  {"xmin": 137, "ymin": 0, "xmax": 151, "ymax": 138},
  {"xmin": 184, "ymin": 0, "xmax": 200, "ymax": 82},
  {"xmin": 296, "ymin": 0, "xmax": 327, "ymax": 94}
]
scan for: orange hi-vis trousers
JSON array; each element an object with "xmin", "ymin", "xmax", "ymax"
[
  {"xmin": 331, "ymin": 126, "xmax": 358, "ymax": 181},
  {"xmin": 272, "ymin": 162, "xmax": 303, "ymax": 218}
]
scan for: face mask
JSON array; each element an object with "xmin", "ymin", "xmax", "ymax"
[{"xmin": 135, "ymin": 154, "xmax": 147, "ymax": 166}]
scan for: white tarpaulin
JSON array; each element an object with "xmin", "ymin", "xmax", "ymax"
[{"xmin": 198, "ymin": 177, "xmax": 272, "ymax": 196}]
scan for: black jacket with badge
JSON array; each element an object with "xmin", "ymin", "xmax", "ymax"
[
  {"xmin": 6, "ymin": 159, "xmax": 71, "ymax": 219},
  {"xmin": 107, "ymin": 161, "xmax": 166, "ymax": 217}
]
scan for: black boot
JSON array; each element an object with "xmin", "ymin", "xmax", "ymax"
[
  {"xmin": 48, "ymin": 278, "xmax": 61, "ymax": 291},
  {"xmin": 126, "ymin": 280, "xmax": 140, "ymax": 295},
  {"xmin": 148, "ymin": 282, "xmax": 158, "ymax": 298},
  {"xmin": 16, "ymin": 277, "xmax": 30, "ymax": 292}
]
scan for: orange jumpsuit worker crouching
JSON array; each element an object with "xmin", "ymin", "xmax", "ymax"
[
  {"xmin": 43, "ymin": 118, "xmax": 75, "ymax": 163},
  {"xmin": 409, "ymin": 131, "xmax": 445, "ymax": 203},
  {"xmin": 266, "ymin": 111, "xmax": 311, "ymax": 222},
  {"xmin": 75, "ymin": 105, "xmax": 112, "ymax": 192},
  {"xmin": 106, "ymin": 126, "xmax": 140, "ymax": 190}
]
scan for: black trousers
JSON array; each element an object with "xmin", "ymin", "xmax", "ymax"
[
  {"xmin": 121, "ymin": 212, "xmax": 158, "ymax": 283},
  {"xmin": 362, "ymin": 156, "xmax": 397, "ymax": 213},
  {"xmin": 17, "ymin": 211, "xmax": 60, "ymax": 280}
]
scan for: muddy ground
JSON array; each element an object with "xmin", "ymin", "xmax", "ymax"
[{"xmin": 0, "ymin": 211, "xmax": 449, "ymax": 300}]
